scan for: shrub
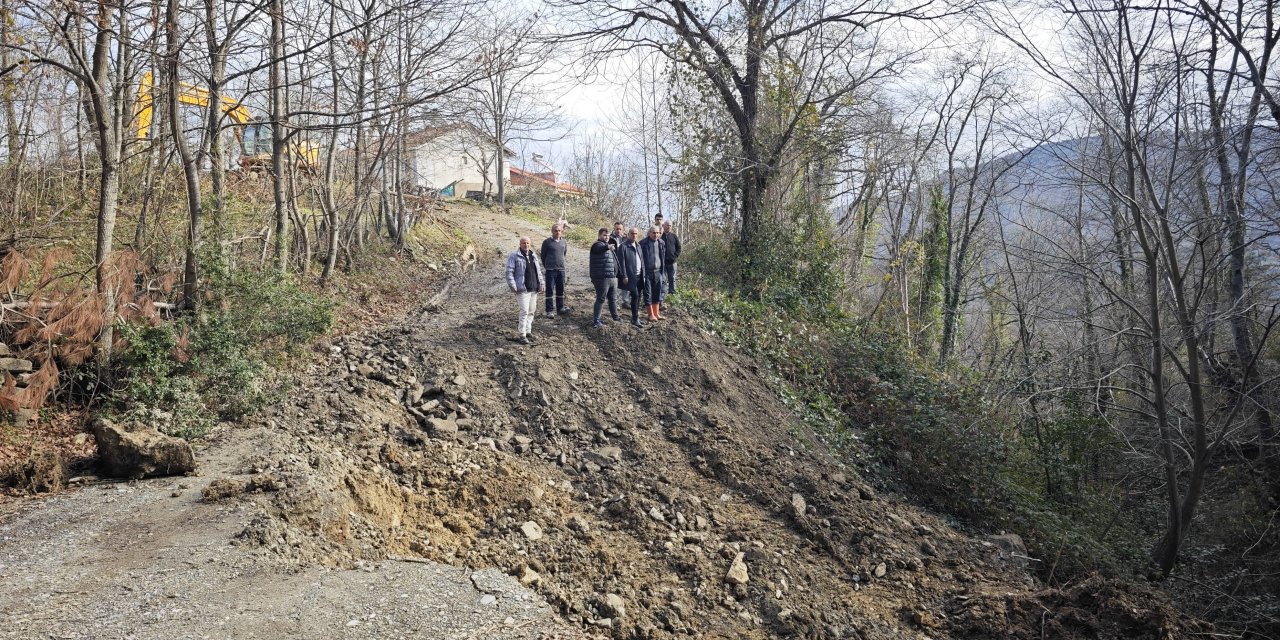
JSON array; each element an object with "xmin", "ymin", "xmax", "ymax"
[
  {"xmin": 682, "ymin": 284, "xmax": 1140, "ymax": 580},
  {"xmin": 110, "ymin": 267, "xmax": 334, "ymax": 438}
]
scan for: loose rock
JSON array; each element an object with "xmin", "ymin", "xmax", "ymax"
[
  {"xmin": 520, "ymin": 521, "xmax": 544, "ymax": 541},
  {"xmin": 726, "ymin": 552, "xmax": 749, "ymax": 585},
  {"xmin": 790, "ymin": 493, "xmax": 807, "ymax": 519},
  {"xmin": 92, "ymin": 418, "xmax": 196, "ymax": 479}
]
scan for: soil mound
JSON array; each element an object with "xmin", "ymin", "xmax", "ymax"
[{"xmin": 232, "ymin": 267, "xmax": 1205, "ymax": 639}]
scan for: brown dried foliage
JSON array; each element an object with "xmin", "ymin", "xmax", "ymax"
[
  {"xmin": 38, "ymin": 248, "xmax": 72, "ymax": 284},
  {"xmin": 0, "ymin": 246, "xmax": 179, "ymax": 415},
  {"xmin": 173, "ymin": 325, "xmax": 191, "ymax": 364},
  {"xmin": 0, "ymin": 250, "xmax": 27, "ymax": 293},
  {"xmin": 0, "ymin": 374, "xmax": 17, "ymax": 413}
]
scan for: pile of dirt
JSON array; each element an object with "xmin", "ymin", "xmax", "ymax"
[{"xmin": 222, "ymin": 271, "xmax": 1205, "ymax": 639}]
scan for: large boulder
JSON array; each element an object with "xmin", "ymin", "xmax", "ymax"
[{"xmin": 92, "ymin": 418, "xmax": 196, "ymax": 479}]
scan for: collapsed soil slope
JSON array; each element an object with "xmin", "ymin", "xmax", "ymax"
[{"xmin": 230, "ymin": 210, "xmax": 1203, "ymax": 639}]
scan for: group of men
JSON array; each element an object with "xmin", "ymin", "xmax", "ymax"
[{"xmin": 504, "ymin": 213, "xmax": 682, "ymax": 344}]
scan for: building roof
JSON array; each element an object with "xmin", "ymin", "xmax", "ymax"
[
  {"xmin": 510, "ymin": 166, "xmax": 590, "ymax": 197},
  {"xmin": 405, "ymin": 122, "xmax": 516, "ymax": 157}
]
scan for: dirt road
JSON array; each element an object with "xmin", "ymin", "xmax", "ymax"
[{"xmin": 0, "ymin": 208, "xmax": 589, "ymax": 640}]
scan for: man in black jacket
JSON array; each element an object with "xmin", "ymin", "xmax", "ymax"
[
  {"xmin": 661, "ymin": 221, "xmax": 681, "ymax": 294},
  {"xmin": 639, "ymin": 225, "xmax": 666, "ymax": 321},
  {"xmin": 540, "ymin": 224, "xmax": 570, "ymax": 318},
  {"xmin": 588, "ymin": 228, "xmax": 621, "ymax": 328},
  {"xmin": 617, "ymin": 227, "xmax": 645, "ymax": 328}
]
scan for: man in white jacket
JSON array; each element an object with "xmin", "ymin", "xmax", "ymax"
[{"xmin": 505, "ymin": 236, "xmax": 545, "ymax": 345}]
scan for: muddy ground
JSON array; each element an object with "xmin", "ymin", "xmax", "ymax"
[
  {"xmin": 225, "ymin": 210, "xmax": 1203, "ymax": 639},
  {"xmin": 1, "ymin": 208, "xmax": 1205, "ymax": 639}
]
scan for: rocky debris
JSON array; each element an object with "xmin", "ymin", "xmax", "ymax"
[
  {"xmin": 567, "ymin": 514, "xmax": 590, "ymax": 533},
  {"xmin": 520, "ymin": 521, "xmax": 544, "ymax": 541},
  {"xmin": 12, "ymin": 448, "xmax": 65, "ymax": 493},
  {"xmin": 0, "ymin": 356, "xmax": 33, "ymax": 373},
  {"xmin": 202, "ymin": 474, "xmax": 286, "ymax": 501},
  {"xmin": 726, "ymin": 552, "xmax": 749, "ymax": 585},
  {"xmin": 987, "ymin": 532, "xmax": 1028, "ymax": 557},
  {"xmin": 600, "ymin": 593, "xmax": 625, "ymax": 619},
  {"xmin": 517, "ymin": 566, "xmax": 541, "ymax": 587},
  {"xmin": 208, "ymin": 242, "xmax": 1203, "ymax": 640},
  {"xmin": 985, "ymin": 532, "xmax": 1031, "ymax": 569},
  {"xmin": 92, "ymin": 418, "xmax": 195, "ymax": 479},
  {"xmin": 790, "ymin": 493, "xmax": 807, "ymax": 519},
  {"xmin": 427, "ymin": 418, "xmax": 458, "ymax": 441}
]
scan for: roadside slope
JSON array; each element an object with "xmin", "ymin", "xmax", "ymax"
[
  {"xmin": 239, "ymin": 209, "xmax": 1203, "ymax": 639},
  {"xmin": 0, "ymin": 206, "xmax": 1201, "ymax": 639}
]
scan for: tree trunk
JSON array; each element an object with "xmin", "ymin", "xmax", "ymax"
[
  {"xmin": 269, "ymin": 0, "xmax": 288, "ymax": 272},
  {"xmin": 318, "ymin": 0, "xmax": 340, "ymax": 286},
  {"xmin": 204, "ymin": 0, "xmax": 229, "ymax": 248},
  {"xmin": 167, "ymin": 0, "xmax": 201, "ymax": 306},
  {"xmin": 87, "ymin": 0, "xmax": 124, "ymax": 360}
]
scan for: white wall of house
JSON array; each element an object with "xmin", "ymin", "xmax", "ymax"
[{"xmin": 408, "ymin": 128, "xmax": 510, "ymax": 197}]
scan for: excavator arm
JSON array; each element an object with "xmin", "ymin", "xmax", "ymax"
[
  {"xmin": 133, "ymin": 71, "xmax": 253, "ymax": 140},
  {"xmin": 133, "ymin": 71, "xmax": 319, "ymax": 173}
]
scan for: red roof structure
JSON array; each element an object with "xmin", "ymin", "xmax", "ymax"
[{"xmin": 510, "ymin": 166, "xmax": 590, "ymax": 198}]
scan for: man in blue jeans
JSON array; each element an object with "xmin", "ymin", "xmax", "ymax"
[{"xmin": 540, "ymin": 224, "xmax": 570, "ymax": 318}]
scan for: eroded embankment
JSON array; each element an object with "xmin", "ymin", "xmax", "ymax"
[{"xmin": 225, "ymin": 250, "xmax": 1204, "ymax": 639}]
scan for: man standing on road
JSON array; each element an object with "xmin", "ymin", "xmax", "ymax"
[
  {"xmin": 661, "ymin": 220, "xmax": 681, "ymax": 295},
  {"xmin": 505, "ymin": 236, "xmax": 544, "ymax": 345},
  {"xmin": 541, "ymin": 224, "xmax": 570, "ymax": 319},
  {"xmin": 639, "ymin": 225, "xmax": 666, "ymax": 322},
  {"xmin": 609, "ymin": 222, "xmax": 627, "ymax": 308},
  {"xmin": 618, "ymin": 227, "xmax": 645, "ymax": 328},
  {"xmin": 640, "ymin": 217, "xmax": 663, "ymax": 307},
  {"xmin": 589, "ymin": 228, "xmax": 621, "ymax": 329}
]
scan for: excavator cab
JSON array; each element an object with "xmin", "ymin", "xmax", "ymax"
[
  {"xmin": 241, "ymin": 123, "xmax": 273, "ymax": 158},
  {"xmin": 238, "ymin": 122, "xmax": 320, "ymax": 173},
  {"xmin": 134, "ymin": 72, "xmax": 319, "ymax": 174}
]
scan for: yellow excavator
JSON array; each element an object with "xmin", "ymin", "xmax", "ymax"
[{"xmin": 133, "ymin": 71, "xmax": 320, "ymax": 173}]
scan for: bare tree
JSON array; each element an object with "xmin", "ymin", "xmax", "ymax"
[
  {"xmin": 467, "ymin": 7, "xmax": 561, "ymax": 208},
  {"xmin": 557, "ymin": 0, "xmax": 950, "ymax": 288}
]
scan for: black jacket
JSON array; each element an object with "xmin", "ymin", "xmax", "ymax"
[
  {"xmin": 589, "ymin": 240, "xmax": 618, "ymax": 279},
  {"xmin": 618, "ymin": 240, "xmax": 643, "ymax": 290},
  {"xmin": 639, "ymin": 236, "xmax": 665, "ymax": 272},
  {"xmin": 662, "ymin": 232, "xmax": 681, "ymax": 264}
]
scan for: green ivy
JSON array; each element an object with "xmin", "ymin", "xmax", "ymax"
[{"xmin": 109, "ymin": 267, "xmax": 334, "ymax": 439}]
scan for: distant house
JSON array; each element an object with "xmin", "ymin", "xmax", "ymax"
[
  {"xmin": 509, "ymin": 153, "xmax": 590, "ymax": 198},
  {"xmin": 406, "ymin": 124, "xmax": 515, "ymax": 199}
]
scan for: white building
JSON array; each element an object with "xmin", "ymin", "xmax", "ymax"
[{"xmin": 406, "ymin": 124, "xmax": 515, "ymax": 199}]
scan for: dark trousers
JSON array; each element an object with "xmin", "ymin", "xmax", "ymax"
[
  {"xmin": 664, "ymin": 263, "xmax": 677, "ymax": 294},
  {"xmin": 544, "ymin": 269, "xmax": 566, "ymax": 312},
  {"xmin": 644, "ymin": 270, "xmax": 665, "ymax": 305},
  {"xmin": 622, "ymin": 281, "xmax": 641, "ymax": 322},
  {"xmin": 592, "ymin": 277, "xmax": 618, "ymax": 322}
]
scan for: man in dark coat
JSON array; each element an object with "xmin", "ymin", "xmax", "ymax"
[
  {"xmin": 661, "ymin": 221, "xmax": 681, "ymax": 294},
  {"xmin": 617, "ymin": 227, "xmax": 646, "ymax": 328},
  {"xmin": 589, "ymin": 228, "xmax": 621, "ymax": 328},
  {"xmin": 639, "ymin": 225, "xmax": 666, "ymax": 321}
]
